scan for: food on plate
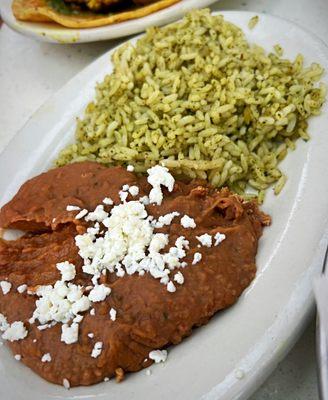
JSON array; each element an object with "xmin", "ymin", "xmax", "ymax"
[
  {"xmin": 56, "ymin": 9, "xmax": 326, "ymax": 202},
  {"xmin": 64, "ymin": 0, "xmax": 126, "ymax": 11},
  {"xmin": 0, "ymin": 161, "xmax": 270, "ymax": 386},
  {"xmin": 248, "ymin": 15, "xmax": 259, "ymax": 29},
  {"xmin": 64, "ymin": 0, "xmax": 161, "ymax": 10},
  {"xmin": 12, "ymin": 0, "xmax": 180, "ymax": 28}
]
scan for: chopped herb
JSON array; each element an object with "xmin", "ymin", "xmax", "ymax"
[
  {"xmin": 248, "ymin": 15, "xmax": 259, "ymax": 29},
  {"xmin": 46, "ymin": 0, "xmax": 80, "ymax": 15}
]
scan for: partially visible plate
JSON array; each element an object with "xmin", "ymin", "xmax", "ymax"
[
  {"xmin": 0, "ymin": 0, "xmax": 219, "ymax": 43},
  {"xmin": 1, "ymin": 11, "xmax": 328, "ymax": 400}
]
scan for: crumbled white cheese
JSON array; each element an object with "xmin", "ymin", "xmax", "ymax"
[
  {"xmin": 139, "ymin": 196, "xmax": 150, "ymax": 205},
  {"xmin": 37, "ymin": 322, "xmax": 55, "ymax": 331},
  {"xmin": 88, "ymin": 224, "xmax": 101, "ymax": 237},
  {"xmin": 148, "ymin": 233, "xmax": 169, "ymax": 253},
  {"xmin": 129, "ymin": 186, "xmax": 139, "ymax": 197},
  {"xmin": 104, "ymin": 377, "xmax": 110, "ymax": 382},
  {"xmin": 160, "ymin": 276, "xmax": 169, "ymax": 285},
  {"xmin": 115, "ymin": 265, "xmax": 125, "ymax": 277},
  {"xmin": 77, "ymin": 201, "xmax": 153, "ymax": 277},
  {"xmin": 147, "ymin": 166, "xmax": 175, "ymax": 205},
  {"xmin": 91, "ymin": 341, "xmax": 103, "ymax": 358},
  {"xmin": 103, "ymin": 197, "xmax": 113, "ymax": 205},
  {"xmin": 119, "ymin": 190, "xmax": 129, "ymax": 202},
  {"xmin": 72, "ymin": 296, "xmax": 91, "ymax": 315},
  {"xmin": 214, "ymin": 232, "xmax": 226, "ymax": 246},
  {"xmin": 2, "ymin": 321, "xmax": 28, "ymax": 342},
  {"xmin": 0, "ymin": 281, "xmax": 12, "ymax": 295},
  {"xmin": 175, "ymin": 236, "xmax": 190, "ymax": 251},
  {"xmin": 109, "ymin": 308, "xmax": 117, "ymax": 321},
  {"xmin": 127, "ymin": 165, "xmax": 134, "ymax": 172},
  {"xmin": 174, "ymin": 272, "xmax": 184, "ymax": 285},
  {"xmin": 90, "ymin": 308, "xmax": 95, "ymax": 316},
  {"xmin": 192, "ymin": 252, "xmax": 202, "ymax": 265},
  {"xmin": 41, "ymin": 353, "xmax": 52, "ymax": 363},
  {"xmin": 122, "ymin": 184, "xmax": 130, "ymax": 191},
  {"xmin": 91, "ymin": 274, "xmax": 99, "ymax": 286},
  {"xmin": 31, "ymin": 281, "xmax": 90, "ymax": 325},
  {"xmin": 56, "ymin": 261, "xmax": 76, "ymax": 282},
  {"xmin": 196, "ymin": 233, "xmax": 212, "ymax": 247},
  {"xmin": 36, "ymin": 324, "xmax": 47, "ymax": 330},
  {"xmin": 0, "ymin": 315, "xmax": 14, "ymax": 332},
  {"xmin": 63, "ymin": 378, "xmax": 70, "ymax": 389},
  {"xmin": 61, "ymin": 323, "xmax": 79, "ymax": 345},
  {"xmin": 85, "ymin": 205, "xmax": 108, "ymax": 223},
  {"xmin": 66, "ymin": 205, "xmax": 81, "ymax": 211},
  {"xmin": 162, "ymin": 237, "xmax": 189, "ymax": 271},
  {"xmin": 180, "ymin": 215, "xmax": 196, "ymax": 229},
  {"xmin": 154, "ymin": 212, "xmax": 180, "ymax": 228},
  {"xmin": 88, "ymin": 285, "xmax": 111, "ymax": 302},
  {"xmin": 167, "ymin": 281, "xmax": 176, "ymax": 293},
  {"xmin": 17, "ymin": 284, "xmax": 27, "ymax": 294},
  {"xmin": 14, "ymin": 354, "xmax": 21, "ymax": 361},
  {"xmin": 87, "ymin": 332, "xmax": 94, "ymax": 339},
  {"xmin": 73, "ymin": 314, "xmax": 83, "ymax": 323},
  {"xmin": 149, "ymin": 349, "xmax": 168, "ymax": 363},
  {"xmin": 75, "ymin": 209, "xmax": 88, "ymax": 220}
]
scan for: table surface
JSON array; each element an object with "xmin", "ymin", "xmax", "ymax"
[{"xmin": 0, "ymin": 0, "xmax": 327, "ymax": 398}]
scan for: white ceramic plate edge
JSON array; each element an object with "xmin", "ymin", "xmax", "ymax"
[{"xmin": 203, "ymin": 230, "xmax": 328, "ymax": 400}]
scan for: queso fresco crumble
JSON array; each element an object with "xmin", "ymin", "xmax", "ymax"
[{"xmin": 0, "ymin": 165, "xmax": 227, "ymax": 386}]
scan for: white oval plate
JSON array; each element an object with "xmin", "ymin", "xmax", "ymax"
[
  {"xmin": 1, "ymin": 11, "xmax": 328, "ymax": 400},
  {"xmin": 0, "ymin": 0, "xmax": 218, "ymax": 43}
]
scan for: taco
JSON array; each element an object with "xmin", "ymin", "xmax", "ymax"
[{"xmin": 12, "ymin": 0, "xmax": 181, "ymax": 28}]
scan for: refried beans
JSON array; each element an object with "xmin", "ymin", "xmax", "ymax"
[{"xmin": 0, "ymin": 161, "xmax": 270, "ymax": 387}]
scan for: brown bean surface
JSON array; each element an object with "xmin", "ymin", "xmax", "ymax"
[{"xmin": 0, "ymin": 162, "xmax": 269, "ymax": 386}]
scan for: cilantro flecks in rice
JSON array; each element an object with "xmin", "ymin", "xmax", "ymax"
[{"xmin": 56, "ymin": 9, "xmax": 326, "ymax": 202}]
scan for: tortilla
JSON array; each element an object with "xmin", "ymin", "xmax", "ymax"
[{"xmin": 12, "ymin": 0, "xmax": 181, "ymax": 28}]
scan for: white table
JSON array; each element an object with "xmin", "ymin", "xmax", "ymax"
[{"xmin": 0, "ymin": 0, "xmax": 327, "ymax": 398}]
